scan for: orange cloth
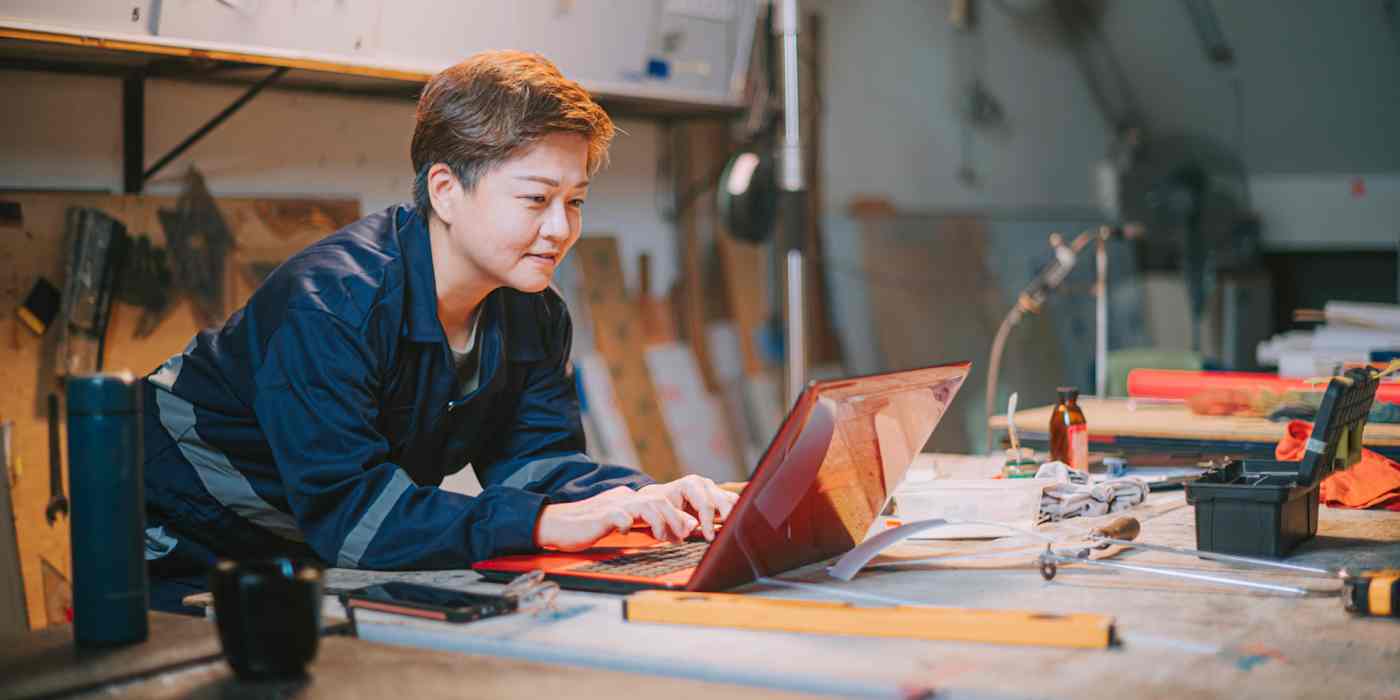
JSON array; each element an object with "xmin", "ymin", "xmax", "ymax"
[{"xmin": 1276, "ymin": 420, "xmax": 1400, "ymax": 511}]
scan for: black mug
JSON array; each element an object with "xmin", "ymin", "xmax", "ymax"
[{"xmin": 209, "ymin": 558, "xmax": 323, "ymax": 679}]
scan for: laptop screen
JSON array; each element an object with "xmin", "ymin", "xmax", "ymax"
[{"xmin": 689, "ymin": 362, "xmax": 970, "ymax": 591}]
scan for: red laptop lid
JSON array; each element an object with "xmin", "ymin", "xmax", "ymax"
[{"xmin": 687, "ymin": 362, "xmax": 969, "ymax": 591}]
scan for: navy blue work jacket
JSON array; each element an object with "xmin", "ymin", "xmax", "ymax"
[{"xmin": 141, "ymin": 204, "xmax": 652, "ymax": 571}]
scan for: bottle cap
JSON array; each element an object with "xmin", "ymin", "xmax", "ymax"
[
  {"xmin": 66, "ymin": 372, "xmax": 142, "ymax": 415},
  {"xmin": 1057, "ymin": 386, "xmax": 1080, "ymax": 402}
]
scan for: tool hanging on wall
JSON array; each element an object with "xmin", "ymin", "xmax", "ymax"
[
  {"xmin": 44, "ymin": 394, "xmax": 67, "ymax": 525},
  {"xmin": 118, "ymin": 234, "xmax": 174, "ymax": 339},
  {"xmin": 55, "ymin": 208, "xmax": 129, "ymax": 377},
  {"xmin": 155, "ymin": 168, "xmax": 234, "ymax": 332},
  {"xmin": 15, "ymin": 278, "xmax": 61, "ymax": 337}
]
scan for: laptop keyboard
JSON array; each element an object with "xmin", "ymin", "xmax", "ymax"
[{"xmin": 571, "ymin": 541, "xmax": 709, "ymax": 578}]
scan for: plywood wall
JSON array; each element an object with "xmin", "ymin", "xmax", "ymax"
[{"xmin": 0, "ymin": 191, "xmax": 356, "ymax": 628}]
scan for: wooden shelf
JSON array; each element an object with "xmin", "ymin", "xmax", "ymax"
[
  {"xmin": 0, "ymin": 22, "xmax": 745, "ymax": 118},
  {"xmin": 990, "ymin": 397, "xmax": 1400, "ymax": 458}
]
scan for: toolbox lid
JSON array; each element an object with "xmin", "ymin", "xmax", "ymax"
[
  {"xmin": 1296, "ymin": 367, "xmax": 1381, "ymax": 487},
  {"xmin": 65, "ymin": 372, "xmax": 142, "ymax": 415}
]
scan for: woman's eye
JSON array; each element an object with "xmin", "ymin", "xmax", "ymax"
[
  {"xmin": 522, "ymin": 195, "xmax": 547, "ymax": 205},
  {"xmin": 569, "ymin": 199, "xmax": 586, "ymax": 209}
]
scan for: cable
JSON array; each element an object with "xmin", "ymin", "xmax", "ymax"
[{"xmin": 985, "ymin": 310, "xmax": 1020, "ymax": 451}]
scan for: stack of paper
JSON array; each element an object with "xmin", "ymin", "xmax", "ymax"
[{"xmin": 1258, "ymin": 301, "xmax": 1400, "ymax": 377}]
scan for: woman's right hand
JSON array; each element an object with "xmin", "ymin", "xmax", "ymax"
[{"xmin": 533, "ymin": 486, "xmax": 700, "ymax": 552}]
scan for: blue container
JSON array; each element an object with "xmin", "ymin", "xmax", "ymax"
[{"xmin": 67, "ymin": 373, "xmax": 147, "ymax": 646}]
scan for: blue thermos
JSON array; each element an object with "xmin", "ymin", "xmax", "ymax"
[{"xmin": 67, "ymin": 373, "xmax": 148, "ymax": 646}]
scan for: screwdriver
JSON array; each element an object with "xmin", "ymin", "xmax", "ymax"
[
  {"xmin": 1044, "ymin": 517, "xmax": 1400, "ymax": 616},
  {"xmin": 1038, "ymin": 518, "xmax": 1319, "ymax": 597}
]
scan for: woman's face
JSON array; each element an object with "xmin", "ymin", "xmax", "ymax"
[{"xmin": 435, "ymin": 131, "xmax": 590, "ymax": 294}]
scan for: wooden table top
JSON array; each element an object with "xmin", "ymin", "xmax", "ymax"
[
  {"xmin": 0, "ymin": 611, "xmax": 223, "ymax": 699},
  {"xmin": 2, "ymin": 612, "xmax": 815, "ymax": 700},
  {"xmin": 15, "ymin": 501, "xmax": 1397, "ymax": 699},
  {"xmin": 332, "ymin": 497, "xmax": 1400, "ymax": 699}
]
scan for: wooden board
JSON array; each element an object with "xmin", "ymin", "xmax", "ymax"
[
  {"xmin": 714, "ymin": 233, "xmax": 769, "ymax": 377},
  {"xmin": 644, "ymin": 343, "xmax": 744, "ymax": 483},
  {"xmin": 572, "ymin": 237, "xmax": 682, "ymax": 481},
  {"xmin": 623, "ymin": 590, "xmax": 1116, "ymax": 650},
  {"xmin": 859, "ymin": 214, "xmax": 1015, "ymax": 454},
  {"xmin": 674, "ymin": 120, "xmax": 725, "ymax": 391},
  {"xmin": 990, "ymin": 397, "xmax": 1400, "ymax": 448},
  {"xmin": 0, "ymin": 25, "xmax": 432, "ymax": 83},
  {"xmin": 635, "ymin": 252, "xmax": 677, "ymax": 346},
  {"xmin": 797, "ymin": 12, "xmax": 842, "ymax": 367},
  {"xmin": 0, "ymin": 191, "xmax": 357, "ymax": 630}
]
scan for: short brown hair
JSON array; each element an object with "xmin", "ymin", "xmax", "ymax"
[{"xmin": 410, "ymin": 50, "xmax": 614, "ymax": 218}]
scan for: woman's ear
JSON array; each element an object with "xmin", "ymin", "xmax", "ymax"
[{"xmin": 426, "ymin": 163, "xmax": 461, "ymax": 225}]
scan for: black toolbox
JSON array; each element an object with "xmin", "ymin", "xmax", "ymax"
[{"xmin": 1185, "ymin": 367, "xmax": 1381, "ymax": 557}]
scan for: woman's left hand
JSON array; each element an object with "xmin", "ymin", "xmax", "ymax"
[{"xmin": 637, "ymin": 475, "xmax": 739, "ymax": 541}]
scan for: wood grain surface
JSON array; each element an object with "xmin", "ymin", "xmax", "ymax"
[
  {"xmin": 0, "ymin": 192, "xmax": 357, "ymax": 630},
  {"xmin": 62, "ymin": 633, "xmax": 816, "ymax": 700},
  {"xmin": 3, "ymin": 610, "xmax": 816, "ymax": 700},
  {"xmin": 572, "ymin": 236, "xmax": 682, "ymax": 481}
]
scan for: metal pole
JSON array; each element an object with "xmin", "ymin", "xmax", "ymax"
[
  {"xmin": 786, "ymin": 250, "xmax": 805, "ymax": 408},
  {"xmin": 1095, "ymin": 229, "xmax": 1108, "ymax": 398},
  {"xmin": 775, "ymin": 0, "xmax": 806, "ymax": 405},
  {"xmin": 777, "ymin": 0, "xmax": 803, "ymax": 195}
]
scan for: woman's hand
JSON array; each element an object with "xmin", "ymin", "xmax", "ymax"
[
  {"xmin": 533, "ymin": 475, "xmax": 739, "ymax": 551},
  {"xmin": 637, "ymin": 475, "xmax": 738, "ymax": 542},
  {"xmin": 534, "ymin": 485, "xmax": 695, "ymax": 551}
]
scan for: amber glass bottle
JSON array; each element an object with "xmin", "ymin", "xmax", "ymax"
[{"xmin": 1050, "ymin": 387, "xmax": 1089, "ymax": 472}]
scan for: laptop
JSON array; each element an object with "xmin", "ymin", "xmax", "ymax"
[{"xmin": 473, "ymin": 362, "xmax": 970, "ymax": 593}]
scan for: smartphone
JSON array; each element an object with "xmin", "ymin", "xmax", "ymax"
[{"xmin": 341, "ymin": 581, "xmax": 517, "ymax": 623}]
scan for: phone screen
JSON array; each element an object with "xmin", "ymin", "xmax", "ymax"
[{"xmin": 344, "ymin": 582, "xmax": 517, "ymax": 622}]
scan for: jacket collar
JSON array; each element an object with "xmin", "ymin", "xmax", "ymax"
[{"xmin": 396, "ymin": 205, "xmax": 448, "ymax": 343}]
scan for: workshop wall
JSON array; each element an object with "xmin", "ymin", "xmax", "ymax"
[
  {"xmin": 0, "ymin": 68, "xmax": 685, "ymax": 629},
  {"xmin": 0, "ymin": 69, "xmax": 682, "ymax": 296},
  {"xmin": 1097, "ymin": 0, "xmax": 1400, "ymax": 251},
  {"xmin": 811, "ymin": 0, "xmax": 1109, "ymax": 213},
  {"xmin": 809, "ymin": 0, "xmax": 1398, "ymax": 249},
  {"xmin": 1100, "ymin": 0, "xmax": 1400, "ymax": 177}
]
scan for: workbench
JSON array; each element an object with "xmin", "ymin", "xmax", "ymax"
[
  {"xmin": 5, "ymin": 495, "xmax": 1397, "ymax": 699},
  {"xmin": 0, "ymin": 609, "xmax": 813, "ymax": 700},
  {"xmin": 334, "ymin": 492, "xmax": 1400, "ymax": 699},
  {"xmin": 990, "ymin": 397, "xmax": 1400, "ymax": 460}
]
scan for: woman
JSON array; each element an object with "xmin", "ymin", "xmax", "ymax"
[{"xmin": 142, "ymin": 50, "xmax": 736, "ymax": 613}]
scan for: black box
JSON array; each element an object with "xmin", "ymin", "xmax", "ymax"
[{"xmin": 1185, "ymin": 367, "xmax": 1381, "ymax": 557}]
